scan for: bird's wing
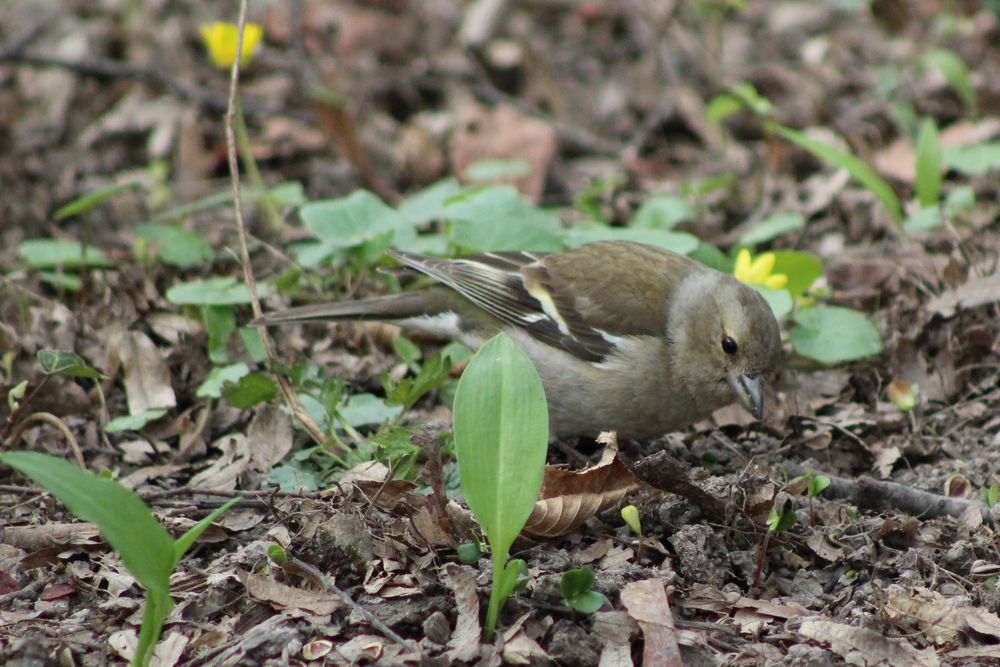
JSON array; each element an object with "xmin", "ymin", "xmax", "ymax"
[{"xmin": 389, "ymin": 241, "xmax": 703, "ymax": 362}]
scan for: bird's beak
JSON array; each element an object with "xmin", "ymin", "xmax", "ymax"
[{"xmin": 727, "ymin": 373, "xmax": 765, "ymax": 420}]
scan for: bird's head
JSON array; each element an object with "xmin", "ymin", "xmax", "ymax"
[{"xmin": 667, "ymin": 273, "xmax": 782, "ymax": 419}]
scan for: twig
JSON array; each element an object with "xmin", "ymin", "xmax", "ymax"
[
  {"xmin": 3, "ymin": 412, "xmax": 86, "ymax": 470},
  {"xmin": 285, "ymin": 556, "xmax": 416, "ymax": 649},
  {"xmin": 222, "ymin": 1, "xmax": 326, "ymax": 447},
  {"xmin": 781, "ymin": 462, "xmax": 990, "ymax": 522}
]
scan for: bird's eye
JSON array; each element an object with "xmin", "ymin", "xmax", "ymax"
[{"xmin": 721, "ymin": 335, "xmax": 738, "ymax": 355}]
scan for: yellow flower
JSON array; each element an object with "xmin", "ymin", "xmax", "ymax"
[
  {"xmin": 733, "ymin": 248, "xmax": 788, "ymax": 290},
  {"xmin": 200, "ymin": 22, "xmax": 263, "ymax": 69}
]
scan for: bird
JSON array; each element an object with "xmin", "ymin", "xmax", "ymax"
[{"xmin": 253, "ymin": 240, "xmax": 782, "ymax": 440}]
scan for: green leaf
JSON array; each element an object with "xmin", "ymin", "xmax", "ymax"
[
  {"xmin": 561, "ymin": 566, "xmax": 606, "ymax": 613},
  {"xmin": 561, "ymin": 566, "xmax": 596, "ymax": 599},
  {"xmin": 495, "ymin": 558, "xmax": 529, "ymax": 606},
  {"xmin": 630, "ymin": 194, "xmax": 694, "ymax": 229},
  {"xmin": 197, "ymin": 363, "xmax": 250, "ymax": 398},
  {"xmin": 222, "ymin": 373, "xmax": 278, "ymax": 408},
  {"xmin": 203, "ymin": 305, "xmax": 236, "ymax": 364},
  {"xmin": 105, "ymin": 408, "xmax": 168, "ymax": 433},
  {"xmin": 567, "ymin": 590, "xmax": 607, "ymax": 614},
  {"xmin": 766, "ymin": 505, "xmax": 797, "ymax": 533},
  {"xmin": 463, "ymin": 159, "xmax": 531, "ymax": 182},
  {"xmin": 738, "ymin": 213, "xmax": 805, "ymax": 247},
  {"xmin": 457, "ymin": 542, "xmax": 483, "ymax": 564},
  {"xmin": 0, "ymin": 452, "xmax": 175, "ymax": 595},
  {"xmin": 166, "ymin": 277, "xmax": 262, "ymax": 305},
  {"xmin": 172, "ymin": 497, "xmax": 239, "ymax": 562},
  {"xmin": 706, "ymin": 93, "xmax": 744, "ymax": 124},
  {"xmin": 54, "ymin": 180, "xmax": 141, "ymax": 219},
  {"xmin": 37, "ymin": 272, "xmax": 83, "ymax": 291},
  {"xmin": 770, "ymin": 251, "xmax": 823, "ymax": 299},
  {"xmin": 768, "ymin": 123, "xmax": 902, "ymax": 226},
  {"xmin": 620, "ymin": 505, "xmax": 642, "ymax": 535},
  {"xmin": 454, "ymin": 333, "xmax": 548, "ymax": 561},
  {"xmin": 454, "ymin": 333, "xmax": 548, "ymax": 641},
  {"xmin": 790, "ymin": 306, "xmax": 883, "ymax": 364},
  {"xmin": 135, "ymin": 224, "xmax": 215, "ymax": 268},
  {"xmin": 37, "ymin": 349, "xmax": 107, "ymax": 380},
  {"xmin": 338, "ymin": 392, "xmax": 403, "ymax": 427},
  {"xmin": 914, "ymin": 118, "xmax": 942, "ymax": 208},
  {"xmin": 808, "ymin": 475, "xmax": 831, "ymax": 498},
  {"xmin": 18, "ymin": 239, "xmax": 112, "ymax": 269},
  {"xmin": 943, "ymin": 142, "xmax": 1000, "ymax": 176},
  {"xmin": 924, "ymin": 48, "xmax": 976, "ymax": 115},
  {"xmin": 398, "ymin": 178, "xmax": 464, "ymax": 225},
  {"xmin": 444, "ymin": 186, "xmax": 563, "ymax": 252},
  {"xmin": 563, "ymin": 224, "xmax": 699, "ymax": 256},
  {"xmin": 689, "ymin": 242, "xmax": 732, "ymax": 273},
  {"xmin": 903, "ymin": 206, "xmax": 942, "ymax": 234},
  {"xmin": 753, "ymin": 285, "xmax": 793, "ymax": 321},
  {"xmin": 944, "ymin": 185, "xmax": 975, "ymax": 213},
  {"xmin": 300, "ymin": 190, "xmax": 415, "ymax": 251}
]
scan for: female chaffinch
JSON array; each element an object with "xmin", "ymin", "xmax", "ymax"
[{"xmin": 255, "ymin": 241, "xmax": 782, "ymax": 439}]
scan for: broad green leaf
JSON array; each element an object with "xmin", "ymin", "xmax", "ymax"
[
  {"xmin": 18, "ymin": 239, "xmax": 112, "ymax": 269},
  {"xmin": 944, "ymin": 185, "xmax": 975, "ymax": 213},
  {"xmin": 903, "ymin": 206, "xmax": 942, "ymax": 233},
  {"xmin": 563, "ymin": 224, "xmax": 699, "ymax": 256},
  {"xmin": 566, "ymin": 590, "xmax": 607, "ymax": 613},
  {"xmin": 398, "ymin": 178, "xmax": 464, "ymax": 225},
  {"xmin": 463, "ymin": 159, "xmax": 531, "ymax": 182},
  {"xmin": 453, "ymin": 332, "xmax": 548, "ymax": 563},
  {"xmin": 338, "ymin": 392, "xmax": 403, "ymax": 427},
  {"xmin": 768, "ymin": 124, "xmax": 902, "ymax": 225},
  {"xmin": 444, "ymin": 186, "xmax": 563, "ymax": 252},
  {"xmin": 37, "ymin": 349, "xmax": 107, "ymax": 380},
  {"xmin": 197, "ymin": 363, "xmax": 249, "ymax": 398},
  {"xmin": 630, "ymin": 194, "xmax": 694, "ymax": 229},
  {"xmin": 105, "ymin": 408, "xmax": 168, "ymax": 433},
  {"xmin": 790, "ymin": 306, "xmax": 883, "ymax": 364},
  {"xmin": 924, "ymin": 48, "xmax": 976, "ymax": 115},
  {"xmin": 54, "ymin": 180, "xmax": 141, "ymax": 219},
  {"xmin": 38, "ymin": 272, "xmax": 83, "ymax": 291},
  {"xmin": 0, "ymin": 452, "xmax": 175, "ymax": 595},
  {"xmin": 166, "ymin": 277, "xmax": 262, "ymax": 305},
  {"xmin": 689, "ymin": 242, "xmax": 732, "ymax": 273},
  {"xmin": 561, "ymin": 566, "xmax": 596, "ymax": 599},
  {"xmin": 135, "ymin": 224, "xmax": 214, "ymax": 268},
  {"xmin": 203, "ymin": 305, "xmax": 236, "ymax": 364},
  {"xmin": 914, "ymin": 118, "xmax": 942, "ymax": 208},
  {"xmin": 753, "ymin": 285, "xmax": 793, "ymax": 321},
  {"xmin": 222, "ymin": 373, "xmax": 277, "ymax": 408},
  {"xmin": 738, "ymin": 213, "xmax": 805, "ymax": 247},
  {"xmin": 770, "ymin": 251, "xmax": 823, "ymax": 299},
  {"xmin": 299, "ymin": 190, "xmax": 415, "ymax": 250},
  {"xmin": 943, "ymin": 142, "xmax": 1000, "ymax": 175}
]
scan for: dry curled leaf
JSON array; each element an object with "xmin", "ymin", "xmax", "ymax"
[{"xmin": 523, "ymin": 440, "xmax": 639, "ymax": 538}]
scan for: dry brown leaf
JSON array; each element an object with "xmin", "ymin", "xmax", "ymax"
[
  {"xmin": 805, "ymin": 528, "xmax": 846, "ymax": 563},
  {"xmin": 445, "ymin": 564, "xmax": 482, "ymax": 663},
  {"xmin": 797, "ymin": 618, "xmax": 939, "ymax": 666},
  {"xmin": 522, "ymin": 452, "xmax": 639, "ymax": 538},
  {"xmin": 451, "ymin": 102, "xmax": 557, "ymax": 202},
  {"xmin": 926, "ymin": 272, "xmax": 1000, "ymax": 318},
  {"xmin": 884, "ymin": 585, "xmax": 1000, "ymax": 646},
  {"xmin": 247, "ymin": 406, "xmax": 293, "ymax": 473},
  {"xmin": 241, "ymin": 571, "xmax": 341, "ymax": 616},
  {"xmin": 621, "ymin": 579, "xmax": 682, "ymax": 667},
  {"xmin": 111, "ymin": 328, "xmax": 176, "ymax": 416}
]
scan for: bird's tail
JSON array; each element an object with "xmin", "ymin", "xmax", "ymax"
[{"xmin": 251, "ymin": 291, "xmax": 447, "ymax": 326}]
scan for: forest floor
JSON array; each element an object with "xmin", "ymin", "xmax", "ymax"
[{"xmin": 2, "ymin": 1, "xmax": 1000, "ymax": 665}]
